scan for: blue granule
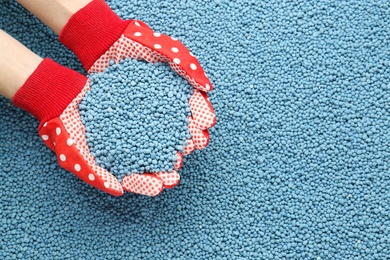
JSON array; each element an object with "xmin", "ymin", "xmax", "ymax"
[
  {"xmin": 79, "ymin": 59, "xmax": 191, "ymax": 176},
  {"xmin": 1, "ymin": 0, "xmax": 390, "ymax": 259}
]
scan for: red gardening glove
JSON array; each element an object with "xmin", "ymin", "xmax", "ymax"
[
  {"xmin": 13, "ymin": 59, "xmax": 168, "ymax": 197},
  {"xmin": 59, "ymin": 0, "xmax": 217, "ymax": 193}
]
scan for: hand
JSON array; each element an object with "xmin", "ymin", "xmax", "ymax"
[{"xmin": 38, "ymin": 77, "xmax": 176, "ymax": 197}]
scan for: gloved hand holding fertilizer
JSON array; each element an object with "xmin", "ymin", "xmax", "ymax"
[{"xmin": 13, "ymin": 0, "xmax": 216, "ymax": 196}]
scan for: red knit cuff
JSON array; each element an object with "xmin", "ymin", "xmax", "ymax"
[
  {"xmin": 59, "ymin": 0, "xmax": 131, "ymax": 71},
  {"xmin": 12, "ymin": 58, "xmax": 87, "ymax": 128}
]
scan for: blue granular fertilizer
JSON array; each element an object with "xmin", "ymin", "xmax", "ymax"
[
  {"xmin": 1, "ymin": 0, "xmax": 390, "ymax": 259},
  {"xmin": 79, "ymin": 59, "xmax": 191, "ymax": 177}
]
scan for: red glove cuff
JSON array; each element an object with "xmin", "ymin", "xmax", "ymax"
[
  {"xmin": 12, "ymin": 58, "xmax": 87, "ymax": 128},
  {"xmin": 59, "ymin": 0, "xmax": 131, "ymax": 71}
]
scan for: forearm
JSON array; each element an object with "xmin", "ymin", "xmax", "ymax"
[
  {"xmin": 0, "ymin": 30, "xmax": 43, "ymax": 99},
  {"xmin": 16, "ymin": 0, "xmax": 92, "ymax": 35}
]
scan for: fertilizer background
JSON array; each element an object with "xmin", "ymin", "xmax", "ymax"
[{"xmin": 1, "ymin": 0, "xmax": 390, "ymax": 259}]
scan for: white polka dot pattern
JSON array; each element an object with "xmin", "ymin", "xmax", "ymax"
[
  {"xmin": 189, "ymin": 90, "xmax": 217, "ymax": 130},
  {"xmin": 59, "ymin": 154, "xmax": 66, "ymax": 162},
  {"xmin": 188, "ymin": 117, "xmax": 210, "ymax": 150},
  {"xmin": 183, "ymin": 139, "xmax": 196, "ymax": 156},
  {"xmin": 88, "ymin": 36, "xmax": 210, "ymax": 92},
  {"xmin": 89, "ymin": 35, "xmax": 167, "ymax": 74},
  {"xmin": 122, "ymin": 174, "xmax": 163, "ymax": 196},
  {"xmin": 168, "ymin": 62, "xmax": 209, "ymax": 92},
  {"xmin": 155, "ymin": 171, "xmax": 180, "ymax": 188}
]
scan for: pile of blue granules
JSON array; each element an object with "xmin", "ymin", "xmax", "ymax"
[
  {"xmin": 79, "ymin": 59, "xmax": 191, "ymax": 176},
  {"xmin": 1, "ymin": 0, "xmax": 389, "ymax": 259}
]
